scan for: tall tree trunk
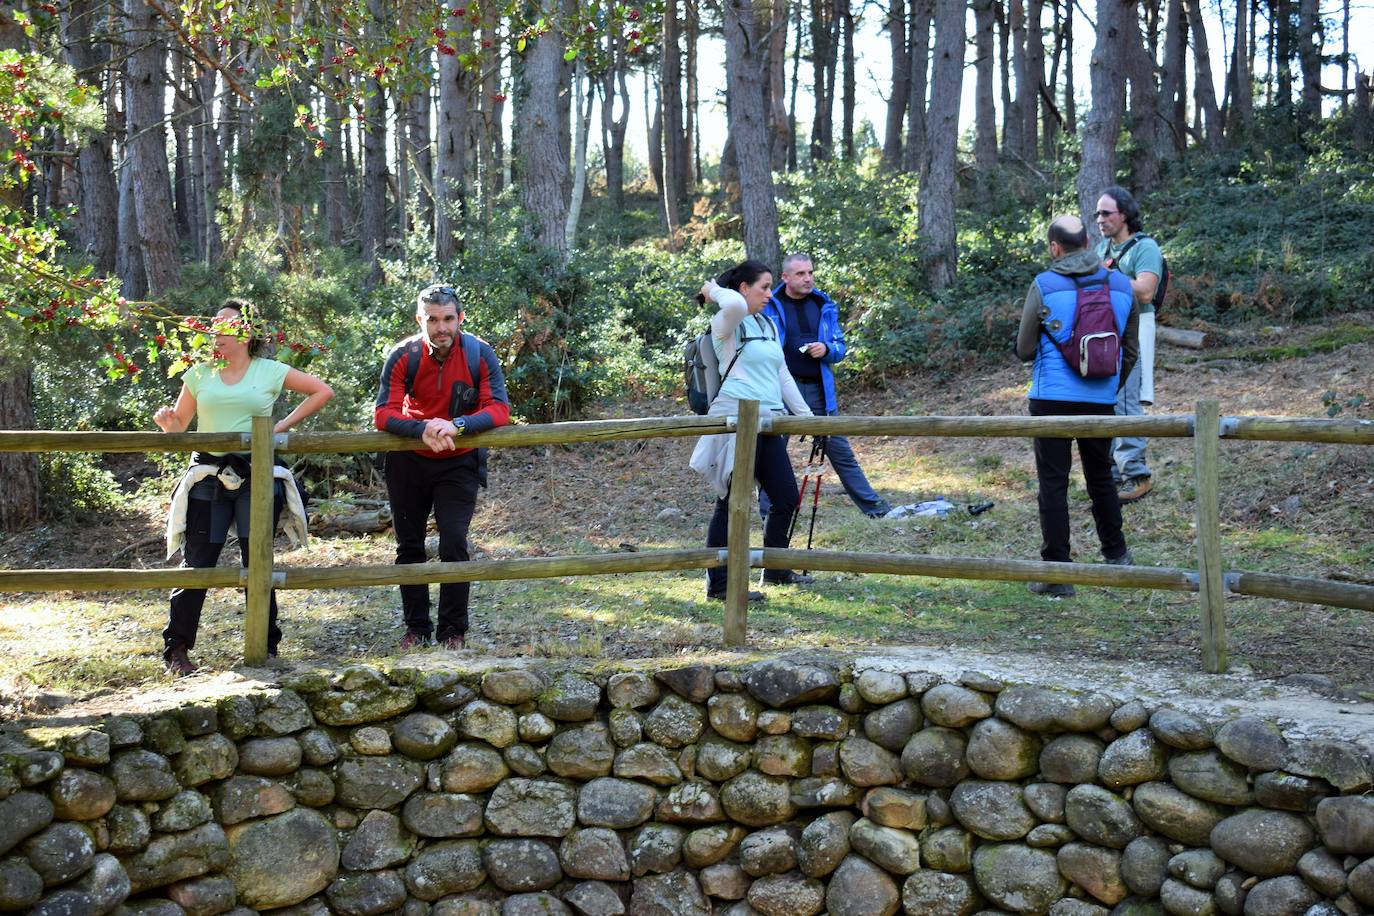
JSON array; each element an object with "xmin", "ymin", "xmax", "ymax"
[
  {"xmin": 1157, "ymin": 0, "xmax": 1186, "ymax": 155},
  {"xmin": 973, "ymin": 0, "xmax": 998, "ymax": 172},
  {"xmin": 1062, "ymin": 0, "xmax": 1075, "ymax": 132},
  {"xmin": 564, "ymin": 59, "xmax": 594, "ymax": 251},
  {"xmin": 194, "ymin": 64, "xmax": 224, "ymax": 263},
  {"xmin": 767, "ymin": 0, "xmax": 791, "ymax": 171},
  {"xmin": 920, "ymin": 0, "xmax": 964, "ymax": 290},
  {"xmin": 788, "ymin": 0, "xmax": 803, "ymax": 170},
  {"xmin": 902, "ymin": 0, "xmax": 932, "ymax": 172},
  {"xmin": 1005, "ymin": 0, "xmax": 1027, "ymax": 158},
  {"xmin": 841, "ymin": 0, "xmax": 855, "ymax": 159},
  {"xmin": 322, "ymin": 40, "xmax": 346, "ymax": 246},
  {"xmin": 172, "ymin": 84, "xmax": 192, "ymax": 241},
  {"xmin": 434, "ymin": 9, "xmax": 471, "ymax": 263},
  {"xmin": 1023, "ymin": 0, "xmax": 1045, "ymax": 160},
  {"xmin": 0, "ymin": 6, "xmax": 38, "ymax": 530},
  {"xmin": 518, "ymin": 15, "xmax": 569, "ymax": 260},
  {"xmin": 361, "ymin": 0, "xmax": 389, "ymax": 283},
  {"xmin": 1077, "ymin": 0, "xmax": 1132, "ymax": 244},
  {"xmin": 646, "ymin": 78, "xmax": 664, "ymax": 195},
  {"xmin": 1339, "ymin": 0, "xmax": 1349, "ymax": 113},
  {"xmin": 686, "ymin": 0, "xmax": 700, "ymax": 181},
  {"xmin": 723, "ymin": 0, "xmax": 781, "ymax": 268},
  {"xmin": 1184, "ymin": 0, "xmax": 1223, "ymax": 147},
  {"xmin": 600, "ymin": 30, "xmax": 629, "ymax": 214},
  {"xmin": 810, "ymin": 0, "xmax": 838, "ymax": 163},
  {"xmin": 116, "ymin": 157, "xmax": 147, "ymax": 299},
  {"xmin": 1226, "ymin": 0, "xmax": 1253, "ymax": 137},
  {"xmin": 410, "ymin": 84, "xmax": 434, "ymax": 227},
  {"xmin": 123, "ymin": 0, "xmax": 180, "ymax": 295},
  {"xmin": 997, "ymin": 0, "xmax": 1013, "ymax": 138},
  {"xmin": 1124, "ymin": 9, "xmax": 1161, "ymax": 191},
  {"xmin": 60, "ymin": 0, "xmax": 118, "ymax": 274},
  {"xmin": 883, "ymin": 0, "xmax": 910, "ymax": 169},
  {"xmin": 1274, "ymin": 0, "xmax": 1293, "ymax": 108},
  {"xmin": 1045, "ymin": 0, "xmax": 1063, "ymax": 152},
  {"xmin": 1296, "ymin": 0, "xmax": 1321, "ymax": 121},
  {"xmin": 661, "ymin": 0, "xmax": 684, "ymax": 237},
  {"xmin": 1353, "ymin": 71, "xmax": 1372, "ymax": 150}
]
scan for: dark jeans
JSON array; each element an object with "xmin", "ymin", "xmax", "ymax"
[
  {"xmin": 386, "ymin": 449, "xmax": 480, "ymax": 641},
  {"xmin": 1028, "ymin": 399, "xmax": 1128, "ymax": 564},
  {"xmin": 707, "ymin": 432, "xmax": 800, "ymax": 593},
  {"xmin": 760, "ymin": 379, "xmax": 891, "ymax": 518},
  {"xmin": 165, "ymin": 477, "xmax": 285, "ymax": 658}
]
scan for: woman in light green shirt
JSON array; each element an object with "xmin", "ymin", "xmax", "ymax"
[{"xmin": 153, "ymin": 300, "xmax": 333, "ymax": 675}]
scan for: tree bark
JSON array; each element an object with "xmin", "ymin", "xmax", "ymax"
[
  {"xmin": 1296, "ymin": 0, "xmax": 1321, "ymax": 120},
  {"xmin": 902, "ymin": 0, "xmax": 932, "ymax": 172},
  {"xmin": 646, "ymin": 78, "xmax": 664, "ymax": 195},
  {"xmin": 788, "ymin": 0, "xmax": 803, "ymax": 170},
  {"xmin": 194, "ymin": 63, "xmax": 224, "ymax": 263},
  {"xmin": 171, "ymin": 80, "xmax": 192, "ymax": 241},
  {"xmin": 1062, "ymin": 0, "xmax": 1075, "ymax": 132},
  {"xmin": 1226, "ymin": 0, "xmax": 1253, "ymax": 137},
  {"xmin": 1124, "ymin": 8, "xmax": 1161, "ymax": 190},
  {"xmin": 767, "ymin": 0, "xmax": 791, "ymax": 171},
  {"xmin": 361, "ymin": 0, "xmax": 388, "ymax": 284},
  {"xmin": 600, "ymin": 29, "xmax": 630, "ymax": 213},
  {"xmin": 973, "ymin": 0, "xmax": 998, "ymax": 172},
  {"xmin": 1274, "ymin": 0, "xmax": 1292, "ymax": 108},
  {"xmin": 841, "ymin": 0, "xmax": 855, "ymax": 159},
  {"xmin": 123, "ymin": 0, "xmax": 181, "ymax": 296},
  {"xmin": 810, "ymin": 0, "xmax": 839, "ymax": 163},
  {"xmin": 686, "ymin": 0, "xmax": 701, "ymax": 181},
  {"xmin": 518, "ymin": 16, "xmax": 570, "ymax": 260},
  {"xmin": 661, "ymin": 0, "xmax": 685, "ymax": 237},
  {"xmin": 883, "ymin": 0, "xmax": 911, "ymax": 169},
  {"xmin": 322, "ymin": 40, "xmax": 346, "ymax": 247},
  {"xmin": 1184, "ymin": 0, "xmax": 1223, "ymax": 147},
  {"xmin": 919, "ymin": 0, "xmax": 964, "ymax": 290},
  {"xmin": 1353, "ymin": 71, "xmax": 1371, "ymax": 150},
  {"xmin": 410, "ymin": 84, "xmax": 434, "ymax": 227},
  {"xmin": 61, "ymin": 0, "xmax": 119, "ymax": 274},
  {"xmin": 1023, "ymin": 0, "xmax": 1045, "ymax": 160},
  {"xmin": 434, "ymin": 8, "xmax": 471, "ymax": 263},
  {"xmin": 997, "ymin": 0, "xmax": 1012, "ymax": 137},
  {"xmin": 723, "ymin": 0, "xmax": 781, "ymax": 269},
  {"xmin": 1157, "ymin": 0, "xmax": 1186, "ymax": 155},
  {"xmin": 564, "ymin": 58, "xmax": 594, "ymax": 251},
  {"xmin": 1005, "ymin": 0, "xmax": 1027, "ymax": 158},
  {"xmin": 1077, "ymin": 0, "xmax": 1132, "ymax": 245}
]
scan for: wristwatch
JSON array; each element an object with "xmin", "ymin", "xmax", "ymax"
[{"xmin": 453, "ymin": 418, "xmax": 467, "ymax": 436}]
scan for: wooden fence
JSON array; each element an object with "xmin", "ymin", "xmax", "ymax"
[{"xmin": 1, "ymin": 400, "xmax": 1371, "ymax": 673}]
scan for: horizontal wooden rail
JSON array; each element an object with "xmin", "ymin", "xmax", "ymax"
[
  {"xmin": 0, "ymin": 567, "xmax": 242, "ymax": 592},
  {"xmin": 0, "ymin": 431, "xmax": 248, "ymax": 454},
  {"xmin": 1231, "ymin": 571, "xmax": 1374, "ymax": 611},
  {"xmin": 1226, "ymin": 416, "xmax": 1374, "ymax": 445},
  {"xmin": 283, "ymin": 417, "xmax": 731, "ymax": 454},
  {"xmin": 771, "ymin": 414, "xmax": 1197, "ymax": 439},
  {"xmin": 279, "ymin": 548, "xmax": 722, "ymax": 589},
  {"xmin": 760, "ymin": 549, "xmax": 1199, "ymax": 592}
]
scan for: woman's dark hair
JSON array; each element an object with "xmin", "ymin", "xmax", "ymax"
[
  {"xmin": 218, "ymin": 298, "xmax": 269, "ymax": 358},
  {"xmin": 716, "ymin": 259, "xmax": 773, "ymax": 293},
  {"xmin": 1101, "ymin": 186, "xmax": 1144, "ymax": 234}
]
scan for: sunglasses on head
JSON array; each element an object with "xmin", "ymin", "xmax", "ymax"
[{"xmin": 421, "ymin": 284, "xmax": 458, "ymax": 302}]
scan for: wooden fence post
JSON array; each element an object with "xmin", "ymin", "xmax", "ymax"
[
  {"xmin": 724, "ymin": 400, "xmax": 760, "ymax": 646},
  {"xmin": 1193, "ymin": 399, "xmax": 1228, "ymax": 673},
  {"xmin": 244, "ymin": 414, "xmax": 275, "ymax": 665}
]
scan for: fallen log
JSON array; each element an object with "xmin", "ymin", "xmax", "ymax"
[
  {"xmin": 314, "ymin": 509, "xmax": 391, "ymax": 534},
  {"xmin": 1158, "ymin": 325, "xmax": 1208, "ymax": 349}
]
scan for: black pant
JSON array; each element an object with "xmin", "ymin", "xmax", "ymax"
[
  {"xmin": 1028, "ymin": 399, "xmax": 1128, "ymax": 564},
  {"xmin": 165, "ymin": 479, "xmax": 285, "ymax": 658},
  {"xmin": 386, "ymin": 449, "xmax": 480, "ymax": 641},
  {"xmin": 707, "ymin": 433, "xmax": 801, "ymax": 593}
]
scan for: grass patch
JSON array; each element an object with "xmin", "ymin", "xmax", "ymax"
[{"xmin": 1228, "ymin": 324, "xmax": 1374, "ymax": 363}]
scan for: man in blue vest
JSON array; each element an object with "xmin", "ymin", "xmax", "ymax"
[
  {"xmin": 763, "ymin": 253, "xmax": 892, "ymax": 518},
  {"xmin": 1015, "ymin": 216, "xmax": 1138, "ymax": 596}
]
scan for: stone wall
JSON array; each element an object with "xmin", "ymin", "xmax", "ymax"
[{"xmin": 1, "ymin": 658, "xmax": 1372, "ymax": 916}]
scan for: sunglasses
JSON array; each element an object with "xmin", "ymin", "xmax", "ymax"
[{"xmin": 420, "ymin": 284, "xmax": 459, "ymax": 303}]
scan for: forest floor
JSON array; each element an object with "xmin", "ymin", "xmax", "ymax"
[{"xmin": 2, "ymin": 316, "xmax": 1373, "ymax": 719}]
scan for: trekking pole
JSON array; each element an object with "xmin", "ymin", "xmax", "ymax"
[
  {"xmin": 788, "ymin": 436, "xmax": 824, "ymax": 542},
  {"xmin": 800, "ymin": 437, "xmax": 828, "ymax": 574}
]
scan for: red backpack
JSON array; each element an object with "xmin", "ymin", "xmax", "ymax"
[{"xmin": 1046, "ymin": 272, "xmax": 1121, "ymax": 379}]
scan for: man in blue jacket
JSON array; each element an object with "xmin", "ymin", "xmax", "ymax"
[
  {"xmin": 1014, "ymin": 217, "xmax": 1138, "ymax": 596},
  {"xmin": 763, "ymin": 253, "xmax": 892, "ymax": 518}
]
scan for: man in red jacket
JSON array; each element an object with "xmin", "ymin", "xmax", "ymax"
[{"xmin": 374, "ymin": 284, "xmax": 511, "ymax": 649}]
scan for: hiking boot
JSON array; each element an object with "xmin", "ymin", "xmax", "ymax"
[
  {"xmin": 165, "ymin": 645, "xmax": 196, "ymax": 677},
  {"xmin": 707, "ymin": 588, "xmax": 767, "ymax": 602},
  {"xmin": 1106, "ymin": 550, "xmax": 1135, "ymax": 566},
  {"xmin": 1027, "ymin": 581, "xmax": 1076, "ymax": 597},
  {"xmin": 398, "ymin": 630, "xmax": 431, "ymax": 651},
  {"xmin": 1118, "ymin": 476, "xmax": 1153, "ymax": 504},
  {"xmin": 439, "ymin": 634, "xmax": 466, "ymax": 650},
  {"xmin": 764, "ymin": 571, "xmax": 816, "ymax": 586}
]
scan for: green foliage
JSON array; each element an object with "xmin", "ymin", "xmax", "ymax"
[{"xmin": 37, "ymin": 454, "xmax": 125, "ymax": 521}]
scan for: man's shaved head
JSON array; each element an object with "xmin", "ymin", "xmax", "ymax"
[{"xmin": 1047, "ymin": 215, "xmax": 1088, "ymax": 251}]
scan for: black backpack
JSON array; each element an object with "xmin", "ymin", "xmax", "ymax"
[
  {"xmin": 1104, "ymin": 233, "xmax": 1170, "ymax": 313},
  {"xmin": 683, "ymin": 315, "xmax": 777, "ymax": 415},
  {"xmin": 402, "ymin": 333, "xmax": 489, "ymax": 486}
]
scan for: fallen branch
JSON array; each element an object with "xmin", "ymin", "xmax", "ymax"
[
  {"xmin": 1158, "ymin": 325, "xmax": 1209, "ymax": 349},
  {"xmin": 109, "ymin": 536, "xmax": 163, "ymax": 566}
]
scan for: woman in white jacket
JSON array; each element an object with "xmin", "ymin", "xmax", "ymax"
[{"xmin": 695, "ymin": 259, "xmax": 815, "ymax": 601}]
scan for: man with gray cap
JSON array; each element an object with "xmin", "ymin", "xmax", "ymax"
[
  {"xmin": 1015, "ymin": 217, "xmax": 1138, "ymax": 596},
  {"xmin": 374, "ymin": 283, "xmax": 510, "ymax": 648}
]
